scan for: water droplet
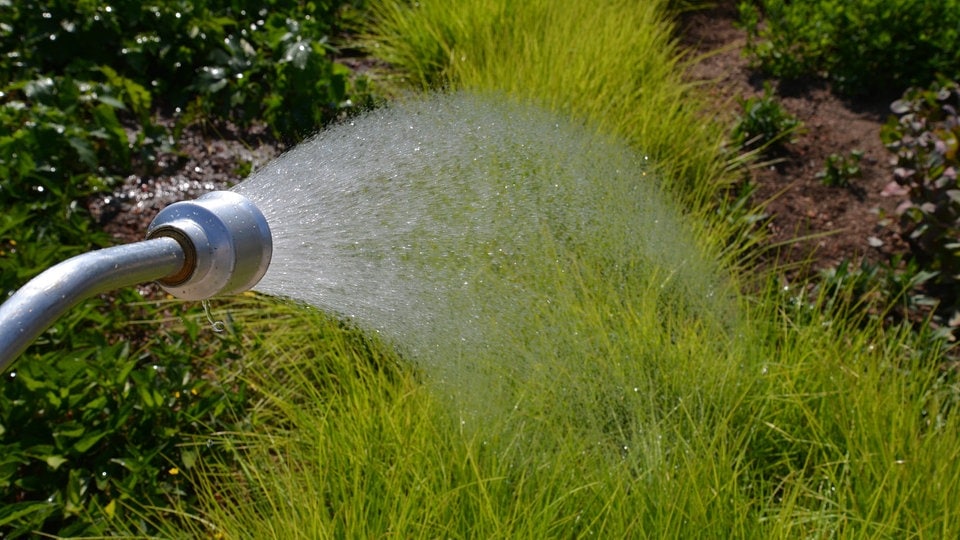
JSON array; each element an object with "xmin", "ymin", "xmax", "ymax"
[{"xmin": 201, "ymin": 300, "xmax": 226, "ymax": 333}]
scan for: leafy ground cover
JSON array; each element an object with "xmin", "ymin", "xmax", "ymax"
[
  {"xmin": 0, "ymin": 301, "xmax": 252, "ymax": 536},
  {"xmin": 0, "ymin": 1, "xmax": 374, "ymax": 536},
  {"xmin": 738, "ymin": 0, "xmax": 960, "ymax": 98}
]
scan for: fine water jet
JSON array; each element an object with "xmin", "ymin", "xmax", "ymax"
[
  {"xmin": 231, "ymin": 92, "xmax": 739, "ymax": 420},
  {"xmin": 0, "ymin": 190, "xmax": 272, "ymax": 370}
]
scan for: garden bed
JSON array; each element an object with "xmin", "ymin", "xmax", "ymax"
[{"xmin": 681, "ymin": 2, "xmax": 908, "ymax": 279}]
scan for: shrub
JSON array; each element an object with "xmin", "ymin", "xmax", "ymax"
[
  {"xmin": 739, "ymin": 0, "xmax": 960, "ymax": 97},
  {"xmin": 0, "ymin": 73, "xmax": 156, "ymax": 295},
  {"xmin": 0, "ymin": 1, "xmax": 374, "ymax": 536},
  {"xmin": 817, "ymin": 150, "xmax": 863, "ymax": 188},
  {"xmin": 881, "ymin": 78, "xmax": 960, "ymax": 313},
  {"xmin": 0, "ymin": 298, "xmax": 252, "ymax": 537},
  {"xmin": 0, "ymin": 0, "xmax": 370, "ymax": 297},
  {"xmin": 730, "ymin": 83, "xmax": 802, "ymax": 154},
  {"xmin": 0, "ymin": 0, "xmax": 367, "ymax": 140}
]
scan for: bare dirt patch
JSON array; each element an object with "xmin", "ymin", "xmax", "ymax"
[
  {"xmin": 679, "ymin": 2, "xmax": 909, "ymax": 280},
  {"xmin": 87, "ymin": 120, "xmax": 282, "ymax": 244}
]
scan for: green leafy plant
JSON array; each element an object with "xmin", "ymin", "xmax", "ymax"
[
  {"xmin": 818, "ymin": 256, "xmax": 938, "ymax": 325},
  {"xmin": 0, "ymin": 298, "xmax": 253, "ymax": 538},
  {"xmin": 1, "ymin": 0, "xmax": 368, "ymax": 140},
  {"xmin": 817, "ymin": 149, "xmax": 863, "ymax": 187},
  {"xmin": 881, "ymin": 77, "xmax": 960, "ymax": 313},
  {"xmin": 0, "ymin": 1, "xmax": 378, "ymax": 536},
  {"xmin": 0, "ymin": 73, "xmax": 162, "ymax": 300},
  {"xmin": 0, "ymin": 75, "xmax": 147, "ymax": 196},
  {"xmin": 730, "ymin": 83, "xmax": 802, "ymax": 154},
  {"xmin": 738, "ymin": 0, "xmax": 960, "ymax": 97}
]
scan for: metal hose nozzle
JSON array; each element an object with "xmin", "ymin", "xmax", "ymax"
[{"xmin": 0, "ymin": 190, "xmax": 272, "ymax": 370}]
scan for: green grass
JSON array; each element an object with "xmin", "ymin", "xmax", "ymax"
[
  {"xmin": 366, "ymin": 0, "xmax": 732, "ymax": 214},
  {"xmin": 157, "ymin": 287, "xmax": 960, "ymax": 537},
  {"xmin": 123, "ymin": 0, "xmax": 960, "ymax": 537},
  {"xmin": 740, "ymin": 292, "xmax": 960, "ymax": 537}
]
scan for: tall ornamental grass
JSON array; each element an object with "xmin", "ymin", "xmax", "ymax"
[
  {"xmin": 163, "ymin": 287, "xmax": 959, "ymax": 538},
  {"xmin": 367, "ymin": 0, "xmax": 732, "ymax": 214}
]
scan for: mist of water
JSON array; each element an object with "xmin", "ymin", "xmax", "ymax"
[{"xmin": 233, "ymin": 92, "xmax": 735, "ymax": 418}]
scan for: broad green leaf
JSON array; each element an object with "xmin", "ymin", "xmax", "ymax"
[
  {"xmin": 96, "ymin": 95, "xmax": 127, "ymax": 110},
  {"xmin": 45, "ymin": 454, "xmax": 68, "ymax": 470},
  {"xmin": 14, "ymin": 368, "xmax": 47, "ymax": 392},
  {"xmin": 73, "ymin": 431, "xmax": 107, "ymax": 453},
  {"xmin": 67, "ymin": 135, "xmax": 97, "ymax": 168},
  {"xmin": 84, "ymin": 395, "xmax": 108, "ymax": 412},
  {"xmin": 43, "ymin": 389, "xmax": 62, "ymax": 408},
  {"xmin": 55, "ymin": 424, "xmax": 85, "ymax": 439},
  {"xmin": 104, "ymin": 498, "xmax": 117, "ymax": 519}
]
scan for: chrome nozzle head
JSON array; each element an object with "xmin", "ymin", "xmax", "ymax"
[{"xmin": 146, "ymin": 191, "xmax": 272, "ymax": 300}]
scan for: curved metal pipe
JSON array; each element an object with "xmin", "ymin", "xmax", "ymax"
[
  {"xmin": 0, "ymin": 237, "xmax": 184, "ymax": 371},
  {"xmin": 0, "ymin": 190, "xmax": 272, "ymax": 372}
]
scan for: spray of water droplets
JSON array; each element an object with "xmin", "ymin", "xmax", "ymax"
[{"xmin": 233, "ymin": 92, "xmax": 736, "ymax": 418}]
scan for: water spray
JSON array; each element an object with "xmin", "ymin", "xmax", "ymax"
[{"xmin": 0, "ymin": 190, "xmax": 272, "ymax": 371}]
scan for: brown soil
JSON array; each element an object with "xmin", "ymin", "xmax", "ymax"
[
  {"xmin": 679, "ymin": 2, "xmax": 908, "ymax": 281},
  {"xmin": 87, "ymin": 120, "xmax": 282, "ymax": 243}
]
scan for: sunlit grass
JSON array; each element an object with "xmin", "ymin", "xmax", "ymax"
[
  {"xmin": 164, "ymin": 285, "xmax": 757, "ymax": 538},
  {"xmin": 162, "ymin": 283, "xmax": 960, "ymax": 538},
  {"xmin": 738, "ymin": 286, "xmax": 960, "ymax": 537},
  {"xmin": 366, "ymin": 0, "xmax": 731, "ymax": 218}
]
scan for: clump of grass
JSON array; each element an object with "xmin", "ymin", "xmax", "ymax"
[
  {"xmin": 159, "ymin": 280, "xmax": 960, "ymax": 537},
  {"xmin": 736, "ymin": 280, "xmax": 960, "ymax": 537},
  {"xmin": 232, "ymin": 90, "xmax": 739, "ymax": 424},
  {"xmin": 365, "ymin": 0, "xmax": 733, "ymax": 216},
  {"xmin": 157, "ymin": 287, "xmax": 759, "ymax": 538}
]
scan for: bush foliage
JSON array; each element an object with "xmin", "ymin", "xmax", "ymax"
[
  {"xmin": 881, "ymin": 78, "xmax": 960, "ymax": 313},
  {"xmin": 0, "ymin": 0, "xmax": 366, "ymax": 138},
  {"xmin": 0, "ymin": 302, "xmax": 251, "ymax": 537},
  {"xmin": 0, "ymin": 0, "xmax": 370, "ymax": 293},
  {"xmin": 739, "ymin": 0, "xmax": 960, "ymax": 97}
]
